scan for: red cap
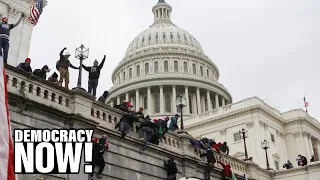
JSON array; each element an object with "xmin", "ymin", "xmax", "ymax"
[
  {"xmin": 25, "ymin": 58, "xmax": 31, "ymax": 63},
  {"xmin": 2, "ymin": 17, "xmax": 8, "ymax": 22},
  {"xmin": 217, "ymin": 142, "xmax": 222, "ymax": 147},
  {"xmin": 126, "ymin": 101, "xmax": 133, "ymax": 107}
]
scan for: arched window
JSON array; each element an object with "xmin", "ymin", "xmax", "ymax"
[
  {"xmin": 145, "ymin": 63, "xmax": 149, "ymax": 74},
  {"xmin": 200, "ymin": 66, "xmax": 203, "ymax": 76},
  {"xmin": 123, "ymin": 71, "xmax": 126, "ymax": 80},
  {"xmin": 154, "ymin": 61, "xmax": 159, "ymax": 73},
  {"xmin": 136, "ymin": 65, "xmax": 140, "ymax": 76},
  {"xmin": 164, "ymin": 61, "xmax": 169, "ymax": 72},
  {"xmin": 129, "ymin": 68, "xmax": 132, "ymax": 78},
  {"xmin": 144, "ymin": 96, "xmax": 148, "ymax": 109},
  {"xmin": 117, "ymin": 75, "xmax": 120, "ymax": 83},
  {"xmin": 192, "ymin": 64, "xmax": 196, "ymax": 74},
  {"xmin": 154, "ymin": 94, "xmax": 160, "ymax": 113},
  {"xmin": 183, "ymin": 62, "xmax": 188, "ymax": 73},
  {"xmin": 174, "ymin": 61, "xmax": 178, "ymax": 72},
  {"xmin": 165, "ymin": 94, "xmax": 171, "ymax": 112},
  {"xmin": 207, "ymin": 69, "xmax": 209, "ymax": 77}
]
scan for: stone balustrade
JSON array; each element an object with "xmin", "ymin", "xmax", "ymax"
[{"xmin": 6, "ymin": 65, "xmax": 320, "ymax": 179}]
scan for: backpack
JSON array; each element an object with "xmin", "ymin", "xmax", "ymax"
[{"xmin": 56, "ymin": 60, "xmax": 61, "ymax": 71}]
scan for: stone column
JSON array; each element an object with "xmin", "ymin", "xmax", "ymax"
[
  {"xmin": 126, "ymin": 92, "xmax": 129, "ymax": 102},
  {"xmin": 135, "ymin": 89, "xmax": 140, "ymax": 111},
  {"xmin": 206, "ymin": 90, "xmax": 212, "ymax": 111},
  {"xmin": 147, "ymin": 87, "xmax": 152, "ymax": 115},
  {"xmin": 215, "ymin": 93, "xmax": 219, "ymax": 109},
  {"xmin": 110, "ymin": 101, "xmax": 114, "ymax": 107},
  {"xmin": 172, "ymin": 85, "xmax": 177, "ymax": 113},
  {"xmin": 201, "ymin": 97, "xmax": 205, "ymax": 113},
  {"xmin": 308, "ymin": 135, "xmax": 314, "ymax": 157},
  {"xmin": 184, "ymin": 86, "xmax": 190, "ymax": 114},
  {"xmin": 192, "ymin": 94, "xmax": 197, "ymax": 114},
  {"xmin": 160, "ymin": 85, "xmax": 164, "ymax": 114},
  {"xmin": 196, "ymin": 88, "xmax": 201, "ymax": 114},
  {"xmin": 303, "ymin": 132, "xmax": 311, "ymax": 159},
  {"xmin": 117, "ymin": 96, "xmax": 120, "ymax": 105},
  {"xmin": 222, "ymin": 98, "xmax": 226, "ymax": 106}
]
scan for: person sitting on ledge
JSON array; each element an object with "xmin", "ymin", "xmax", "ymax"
[
  {"xmin": 17, "ymin": 58, "xmax": 32, "ymax": 73},
  {"xmin": 90, "ymin": 134, "xmax": 108, "ymax": 179},
  {"xmin": 33, "ymin": 65, "xmax": 50, "ymax": 79},
  {"xmin": 283, "ymin": 160, "xmax": 294, "ymax": 169},
  {"xmin": 219, "ymin": 142, "xmax": 229, "ymax": 155},
  {"xmin": 0, "ymin": 13, "xmax": 24, "ymax": 64},
  {"xmin": 82, "ymin": 55, "xmax": 106, "ymax": 97},
  {"xmin": 97, "ymin": 91, "xmax": 109, "ymax": 103},
  {"xmin": 48, "ymin": 72, "xmax": 59, "ymax": 84}
]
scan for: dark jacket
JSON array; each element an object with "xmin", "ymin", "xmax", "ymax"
[
  {"xmin": 200, "ymin": 150, "xmax": 216, "ymax": 164},
  {"xmin": 0, "ymin": 16, "xmax": 23, "ymax": 40},
  {"xmin": 98, "ymin": 91, "xmax": 109, "ymax": 103},
  {"xmin": 298, "ymin": 156, "xmax": 308, "ymax": 166},
  {"xmin": 58, "ymin": 48, "xmax": 78, "ymax": 70},
  {"xmin": 33, "ymin": 69, "xmax": 47, "ymax": 79},
  {"xmin": 17, "ymin": 63, "xmax": 32, "ymax": 73},
  {"xmin": 92, "ymin": 137, "xmax": 108, "ymax": 158},
  {"xmin": 48, "ymin": 72, "xmax": 58, "ymax": 82},
  {"xmin": 164, "ymin": 160, "xmax": 178, "ymax": 176},
  {"xmin": 169, "ymin": 117, "xmax": 179, "ymax": 131},
  {"xmin": 82, "ymin": 57, "xmax": 105, "ymax": 79},
  {"xmin": 121, "ymin": 112, "xmax": 138, "ymax": 127},
  {"xmin": 283, "ymin": 162, "xmax": 294, "ymax": 169},
  {"xmin": 220, "ymin": 144, "xmax": 229, "ymax": 155}
]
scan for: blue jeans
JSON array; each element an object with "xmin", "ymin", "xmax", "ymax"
[
  {"xmin": 142, "ymin": 127, "xmax": 154, "ymax": 150},
  {"xmin": 119, "ymin": 122, "xmax": 130, "ymax": 134},
  {"xmin": 0, "ymin": 38, "xmax": 9, "ymax": 64}
]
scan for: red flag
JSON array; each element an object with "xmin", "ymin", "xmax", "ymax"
[{"xmin": 0, "ymin": 56, "xmax": 16, "ymax": 180}]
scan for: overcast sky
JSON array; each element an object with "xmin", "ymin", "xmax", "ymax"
[{"xmin": 29, "ymin": 0, "xmax": 320, "ymax": 120}]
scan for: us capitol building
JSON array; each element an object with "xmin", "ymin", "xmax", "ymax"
[{"xmin": 107, "ymin": 0, "xmax": 320, "ymax": 170}]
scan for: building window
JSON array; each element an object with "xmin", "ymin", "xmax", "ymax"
[
  {"xmin": 189, "ymin": 95, "xmax": 192, "ymax": 113},
  {"xmin": 274, "ymin": 161, "xmax": 279, "ymax": 170},
  {"xmin": 123, "ymin": 71, "xmax": 126, "ymax": 80},
  {"xmin": 163, "ymin": 32, "xmax": 166, "ymax": 39},
  {"xmin": 155, "ymin": 33, "xmax": 159, "ymax": 40},
  {"xmin": 129, "ymin": 68, "xmax": 132, "ymax": 78},
  {"xmin": 164, "ymin": 61, "xmax": 169, "ymax": 72},
  {"xmin": 148, "ymin": 34, "xmax": 152, "ymax": 42},
  {"xmin": 154, "ymin": 61, "xmax": 158, "ymax": 73},
  {"xmin": 207, "ymin": 69, "xmax": 209, "ymax": 77},
  {"xmin": 192, "ymin": 64, "xmax": 196, "ymax": 74},
  {"xmin": 234, "ymin": 132, "xmax": 242, "ymax": 142},
  {"xmin": 174, "ymin": 61, "xmax": 178, "ymax": 72},
  {"xmin": 177, "ymin": 33, "xmax": 181, "ymax": 40},
  {"xmin": 183, "ymin": 62, "xmax": 188, "ymax": 73},
  {"xmin": 271, "ymin": 134, "xmax": 275, "ymax": 143},
  {"xmin": 184, "ymin": 34, "xmax": 188, "ymax": 42},
  {"xmin": 136, "ymin": 65, "xmax": 140, "ymax": 76},
  {"xmin": 145, "ymin": 63, "xmax": 149, "ymax": 74},
  {"xmin": 142, "ymin": 36, "xmax": 145, "ymax": 44},
  {"xmin": 154, "ymin": 94, "xmax": 160, "ymax": 113},
  {"xmin": 144, "ymin": 96, "xmax": 148, "ymax": 109},
  {"xmin": 165, "ymin": 94, "xmax": 171, "ymax": 112},
  {"xmin": 200, "ymin": 66, "xmax": 203, "ymax": 76},
  {"xmin": 170, "ymin": 32, "xmax": 174, "ymax": 40}
]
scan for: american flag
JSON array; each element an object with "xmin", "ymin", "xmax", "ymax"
[
  {"xmin": 0, "ymin": 55, "xmax": 16, "ymax": 180},
  {"xmin": 27, "ymin": 0, "xmax": 46, "ymax": 25}
]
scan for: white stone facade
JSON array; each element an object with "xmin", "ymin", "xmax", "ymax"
[
  {"xmin": 107, "ymin": 1, "xmax": 232, "ymax": 117},
  {"xmin": 107, "ymin": 0, "xmax": 320, "ymax": 172},
  {"xmin": 0, "ymin": 0, "xmax": 34, "ymax": 66},
  {"xmin": 185, "ymin": 97, "xmax": 320, "ymax": 170}
]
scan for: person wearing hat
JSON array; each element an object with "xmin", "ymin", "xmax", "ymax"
[
  {"xmin": 56, "ymin": 47, "xmax": 79, "ymax": 89},
  {"xmin": 169, "ymin": 114, "xmax": 180, "ymax": 131},
  {"xmin": 17, "ymin": 58, "xmax": 32, "ymax": 73},
  {"xmin": 0, "ymin": 13, "xmax": 24, "ymax": 64},
  {"xmin": 90, "ymin": 134, "xmax": 109, "ymax": 179},
  {"xmin": 82, "ymin": 55, "xmax": 106, "ymax": 97},
  {"xmin": 33, "ymin": 65, "xmax": 50, "ymax": 79}
]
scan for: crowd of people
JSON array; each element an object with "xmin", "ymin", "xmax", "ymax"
[
  {"xmin": 283, "ymin": 154, "xmax": 317, "ymax": 170},
  {"xmin": 12, "ymin": 47, "xmax": 107, "ymax": 98}
]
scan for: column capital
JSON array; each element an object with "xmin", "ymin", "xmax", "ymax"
[
  {"xmin": 172, "ymin": 84, "xmax": 176, "ymax": 88},
  {"xmin": 184, "ymin": 85, "xmax": 189, "ymax": 89},
  {"xmin": 159, "ymin": 85, "xmax": 163, "ymax": 88}
]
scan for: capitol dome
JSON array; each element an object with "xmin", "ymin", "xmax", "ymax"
[{"xmin": 108, "ymin": 0, "xmax": 232, "ymax": 118}]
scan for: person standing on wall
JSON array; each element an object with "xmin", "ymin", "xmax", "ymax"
[
  {"xmin": 56, "ymin": 47, "xmax": 79, "ymax": 89},
  {"xmin": 0, "ymin": 13, "xmax": 24, "ymax": 64},
  {"xmin": 82, "ymin": 55, "xmax": 106, "ymax": 97}
]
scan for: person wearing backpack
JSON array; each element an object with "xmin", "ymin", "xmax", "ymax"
[
  {"xmin": 82, "ymin": 55, "xmax": 106, "ymax": 97},
  {"xmin": 90, "ymin": 135, "xmax": 109, "ymax": 179},
  {"xmin": 33, "ymin": 65, "xmax": 50, "ymax": 79},
  {"xmin": 164, "ymin": 157, "xmax": 178, "ymax": 180},
  {"xmin": 56, "ymin": 47, "xmax": 78, "ymax": 89}
]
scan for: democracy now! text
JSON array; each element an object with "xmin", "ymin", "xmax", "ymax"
[{"xmin": 14, "ymin": 129, "xmax": 94, "ymax": 174}]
